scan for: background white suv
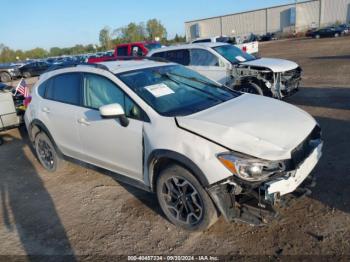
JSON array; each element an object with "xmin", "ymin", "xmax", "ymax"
[
  {"xmin": 25, "ymin": 60, "xmax": 322, "ymax": 231},
  {"xmin": 148, "ymin": 43, "xmax": 302, "ymax": 99}
]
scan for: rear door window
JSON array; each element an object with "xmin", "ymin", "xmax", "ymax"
[{"xmin": 46, "ymin": 73, "xmax": 81, "ymax": 105}]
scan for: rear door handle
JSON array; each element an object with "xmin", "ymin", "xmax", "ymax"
[
  {"xmin": 42, "ymin": 107, "xmax": 50, "ymax": 113},
  {"xmin": 77, "ymin": 118, "xmax": 90, "ymax": 126}
]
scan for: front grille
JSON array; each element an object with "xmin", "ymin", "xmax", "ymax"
[{"xmin": 291, "ymin": 125, "xmax": 321, "ymax": 168}]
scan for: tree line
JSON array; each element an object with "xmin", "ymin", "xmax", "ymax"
[
  {"xmin": 0, "ymin": 18, "xmax": 186, "ymax": 63},
  {"xmin": 99, "ymin": 19, "xmax": 185, "ymax": 49}
]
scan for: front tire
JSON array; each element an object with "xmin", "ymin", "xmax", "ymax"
[
  {"xmin": 334, "ymin": 33, "xmax": 339, "ymax": 38},
  {"xmin": 315, "ymin": 34, "xmax": 321, "ymax": 39},
  {"xmin": 34, "ymin": 132, "xmax": 65, "ymax": 172},
  {"xmin": 235, "ymin": 82, "xmax": 264, "ymax": 95},
  {"xmin": 156, "ymin": 164, "xmax": 218, "ymax": 231}
]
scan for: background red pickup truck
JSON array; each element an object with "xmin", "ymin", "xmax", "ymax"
[{"xmin": 88, "ymin": 41, "xmax": 162, "ymax": 63}]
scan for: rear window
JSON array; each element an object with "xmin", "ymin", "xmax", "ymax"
[
  {"xmin": 151, "ymin": 50, "xmax": 190, "ymax": 65},
  {"xmin": 144, "ymin": 43, "xmax": 162, "ymax": 51},
  {"xmin": 46, "ymin": 73, "xmax": 81, "ymax": 105},
  {"xmin": 192, "ymin": 39, "xmax": 211, "ymax": 43}
]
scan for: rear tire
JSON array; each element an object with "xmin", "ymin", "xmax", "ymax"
[
  {"xmin": 235, "ymin": 82, "xmax": 264, "ymax": 95},
  {"xmin": 0, "ymin": 72, "xmax": 11, "ymax": 83},
  {"xmin": 34, "ymin": 132, "xmax": 65, "ymax": 172},
  {"xmin": 156, "ymin": 164, "xmax": 218, "ymax": 231},
  {"xmin": 315, "ymin": 34, "xmax": 321, "ymax": 39},
  {"xmin": 334, "ymin": 33, "xmax": 339, "ymax": 38}
]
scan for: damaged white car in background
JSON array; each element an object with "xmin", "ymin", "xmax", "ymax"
[
  {"xmin": 148, "ymin": 43, "xmax": 302, "ymax": 99},
  {"xmin": 25, "ymin": 60, "xmax": 322, "ymax": 231}
]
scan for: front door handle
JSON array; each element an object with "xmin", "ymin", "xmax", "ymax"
[
  {"xmin": 77, "ymin": 118, "xmax": 90, "ymax": 126},
  {"xmin": 42, "ymin": 107, "xmax": 50, "ymax": 113}
]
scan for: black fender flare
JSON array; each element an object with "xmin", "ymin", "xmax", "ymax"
[
  {"xmin": 147, "ymin": 149, "xmax": 210, "ymax": 192},
  {"xmin": 29, "ymin": 119, "xmax": 62, "ymax": 155}
]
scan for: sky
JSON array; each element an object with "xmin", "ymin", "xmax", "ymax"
[{"xmin": 0, "ymin": 0, "xmax": 296, "ymax": 51}]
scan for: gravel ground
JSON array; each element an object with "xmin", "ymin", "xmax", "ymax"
[{"xmin": 0, "ymin": 37, "xmax": 349, "ymax": 260}]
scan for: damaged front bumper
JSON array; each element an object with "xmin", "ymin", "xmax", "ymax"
[
  {"xmin": 270, "ymin": 68, "xmax": 302, "ymax": 99},
  {"xmin": 207, "ymin": 140, "xmax": 323, "ymax": 226}
]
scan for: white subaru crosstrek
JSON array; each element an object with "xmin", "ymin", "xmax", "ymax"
[{"xmin": 25, "ymin": 60, "xmax": 323, "ymax": 231}]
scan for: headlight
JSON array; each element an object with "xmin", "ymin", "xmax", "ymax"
[{"xmin": 217, "ymin": 152, "xmax": 285, "ymax": 182}]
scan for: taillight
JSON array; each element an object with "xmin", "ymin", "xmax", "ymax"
[{"xmin": 242, "ymin": 46, "xmax": 247, "ymax": 52}]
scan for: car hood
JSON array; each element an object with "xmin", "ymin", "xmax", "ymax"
[
  {"xmin": 176, "ymin": 94, "xmax": 316, "ymax": 161},
  {"xmin": 240, "ymin": 58, "xmax": 298, "ymax": 72}
]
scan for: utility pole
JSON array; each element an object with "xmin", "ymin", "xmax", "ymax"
[
  {"xmin": 319, "ymin": 0, "xmax": 322, "ymax": 27},
  {"xmin": 294, "ymin": 0, "xmax": 298, "ymax": 35}
]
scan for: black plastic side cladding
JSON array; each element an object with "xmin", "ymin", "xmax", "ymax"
[{"xmin": 147, "ymin": 149, "xmax": 210, "ymax": 191}]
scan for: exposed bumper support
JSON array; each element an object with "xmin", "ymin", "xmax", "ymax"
[
  {"xmin": 208, "ymin": 174, "xmax": 316, "ymax": 226},
  {"xmin": 207, "ymin": 140, "xmax": 322, "ymax": 226}
]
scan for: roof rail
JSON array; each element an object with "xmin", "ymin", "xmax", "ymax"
[
  {"xmin": 45, "ymin": 62, "xmax": 109, "ymax": 73},
  {"xmin": 45, "ymin": 57, "xmax": 169, "ymax": 74}
]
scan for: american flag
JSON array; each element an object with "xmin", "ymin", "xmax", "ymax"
[{"xmin": 15, "ymin": 78, "xmax": 29, "ymax": 97}]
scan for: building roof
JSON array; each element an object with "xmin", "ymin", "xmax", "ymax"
[{"xmin": 185, "ymin": 0, "xmax": 314, "ymax": 24}]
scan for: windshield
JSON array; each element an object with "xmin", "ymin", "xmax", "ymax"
[
  {"xmin": 213, "ymin": 45, "xmax": 256, "ymax": 64},
  {"xmin": 145, "ymin": 43, "xmax": 162, "ymax": 51},
  {"xmin": 117, "ymin": 65, "xmax": 240, "ymax": 117}
]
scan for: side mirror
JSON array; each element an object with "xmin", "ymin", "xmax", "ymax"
[{"xmin": 99, "ymin": 103, "xmax": 129, "ymax": 127}]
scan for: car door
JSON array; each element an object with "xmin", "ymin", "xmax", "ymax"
[
  {"xmin": 187, "ymin": 49, "xmax": 230, "ymax": 85},
  {"xmin": 38, "ymin": 62, "xmax": 48, "ymax": 75},
  {"xmin": 116, "ymin": 45, "xmax": 129, "ymax": 57},
  {"xmin": 25, "ymin": 63, "xmax": 35, "ymax": 76},
  {"xmin": 75, "ymin": 73, "xmax": 145, "ymax": 180},
  {"xmin": 31, "ymin": 63, "xmax": 40, "ymax": 76},
  {"xmin": 320, "ymin": 29, "xmax": 328, "ymax": 37},
  {"xmin": 39, "ymin": 72, "xmax": 84, "ymax": 159}
]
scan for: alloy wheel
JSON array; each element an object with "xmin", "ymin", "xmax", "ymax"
[
  {"xmin": 161, "ymin": 177, "xmax": 203, "ymax": 225},
  {"xmin": 37, "ymin": 138, "xmax": 55, "ymax": 170}
]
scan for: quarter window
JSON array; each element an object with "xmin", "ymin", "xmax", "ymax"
[
  {"xmin": 46, "ymin": 73, "xmax": 81, "ymax": 105},
  {"xmin": 190, "ymin": 49, "xmax": 219, "ymax": 66},
  {"xmin": 38, "ymin": 80, "xmax": 49, "ymax": 97}
]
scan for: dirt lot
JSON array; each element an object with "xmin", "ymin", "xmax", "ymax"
[{"xmin": 0, "ymin": 37, "xmax": 350, "ymax": 259}]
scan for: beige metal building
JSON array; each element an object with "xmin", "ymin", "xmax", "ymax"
[{"xmin": 185, "ymin": 0, "xmax": 350, "ymax": 41}]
